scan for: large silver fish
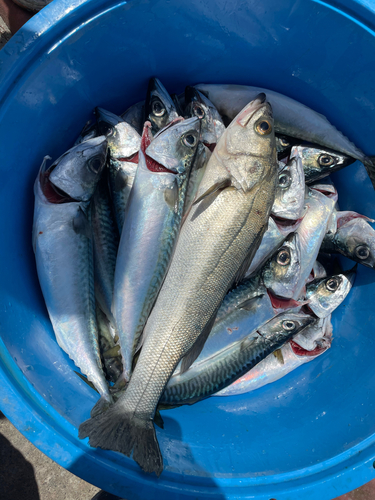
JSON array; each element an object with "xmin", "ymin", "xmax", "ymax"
[
  {"xmin": 96, "ymin": 108, "xmax": 141, "ymax": 233},
  {"xmin": 291, "ymin": 143, "xmax": 355, "ymax": 184},
  {"xmin": 195, "ymin": 84, "xmax": 374, "ymax": 168},
  {"xmin": 33, "ymin": 137, "xmax": 112, "ymax": 411},
  {"xmin": 113, "ymin": 117, "xmax": 201, "ymax": 384},
  {"xmin": 160, "ymin": 311, "xmax": 314, "ymax": 406},
  {"xmin": 321, "ymin": 211, "xmax": 375, "ymax": 268},
  {"xmin": 79, "ymin": 94, "xmax": 278, "ymax": 475},
  {"xmin": 216, "ymin": 315, "xmax": 332, "ymax": 396}
]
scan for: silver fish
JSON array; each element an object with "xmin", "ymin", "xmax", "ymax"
[
  {"xmin": 160, "ymin": 311, "xmax": 314, "ymax": 406},
  {"xmin": 246, "ymin": 217, "xmax": 301, "ymax": 277},
  {"xmin": 79, "ymin": 94, "xmax": 278, "ymax": 475},
  {"xmin": 291, "ymin": 143, "xmax": 355, "ymax": 184},
  {"xmin": 321, "ymin": 212, "xmax": 375, "ymax": 268},
  {"xmin": 305, "ymin": 269, "xmax": 356, "ymax": 318},
  {"xmin": 272, "ymin": 157, "xmax": 305, "ymax": 220},
  {"xmin": 144, "ymin": 78, "xmax": 179, "ymax": 135},
  {"xmin": 195, "ymin": 84, "xmax": 375, "ymax": 178},
  {"xmin": 216, "ymin": 315, "xmax": 332, "ymax": 396},
  {"xmin": 33, "ymin": 137, "xmax": 112, "ymax": 412},
  {"xmin": 292, "ymin": 188, "xmax": 336, "ymax": 299},
  {"xmin": 113, "ymin": 117, "xmax": 201, "ymax": 384},
  {"xmin": 96, "ymin": 107, "xmax": 141, "ymax": 232},
  {"xmin": 184, "ymin": 86, "xmax": 225, "ymax": 149}
]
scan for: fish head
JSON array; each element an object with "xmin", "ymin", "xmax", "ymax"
[
  {"xmin": 217, "ymin": 93, "xmax": 277, "ymax": 192},
  {"xmin": 184, "ymin": 86, "xmax": 225, "ymax": 148},
  {"xmin": 305, "ymin": 268, "xmax": 356, "ymax": 318},
  {"xmin": 262, "ymin": 232, "xmax": 302, "ymax": 299},
  {"xmin": 291, "ymin": 144, "xmax": 355, "ymax": 184},
  {"xmin": 335, "ymin": 218, "xmax": 375, "ymax": 268},
  {"xmin": 290, "ymin": 315, "xmax": 333, "ymax": 356},
  {"xmin": 276, "ymin": 134, "xmax": 300, "ymax": 155},
  {"xmin": 96, "ymin": 107, "xmax": 140, "ymax": 160},
  {"xmin": 146, "ymin": 117, "xmax": 201, "ymax": 175},
  {"xmin": 48, "ymin": 136, "xmax": 108, "ymax": 202},
  {"xmin": 257, "ymin": 311, "xmax": 315, "ymax": 341},
  {"xmin": 145, "ymin": 78, "xmax": 179, "ymax": 134},
  {"xmin": 272, "ymin": 157, "xmax": 305, "ymax": 220}
]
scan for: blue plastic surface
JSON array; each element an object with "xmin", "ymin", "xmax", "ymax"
[{"xmin": 1, "ymin": 0, "xmax": 375, "ymax": 498}]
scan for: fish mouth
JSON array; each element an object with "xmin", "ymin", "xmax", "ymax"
[
  {"xmin": 289, "ymin": 339, "xmax": 327, "ymax": 357},
  {"xmin": 140, "ymin": 121, "xmax": 175, "ymax": 174},
  {"xmin": 270, "ymin": 214, "xmax": 302, "ymax": 232},
  {"xmin": 267, "ymin": 291, "xmax": 304, "ymax": 311},
  {"xmin": 117, "ymin": 151, "xmax": 139, "ymax": 164},
  {"xmin": 236, "ymin": 93, "xmax": 268, "ymax": 127},
  {"xmin": 40, "ymin": 166, "xmax": 78, "ymax": 204}
]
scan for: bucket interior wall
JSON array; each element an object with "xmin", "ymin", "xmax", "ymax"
[{"xmin": 1, "ymin": 0, "xmax": 375, "ymax": 498}]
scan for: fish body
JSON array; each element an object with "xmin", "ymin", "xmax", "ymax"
[
  {"xmin": 161, "ymin": 311, "xmax": 314, "ymax": 406},
  {"xmin": 96, "ymin": 108, "xmax": 141, "ymax": 232},
  {"xmin": 33, "ymin": 138, "xmax": 111, "ymax": 407},
  {"xmin": 113, "ymin": 118, "xmax": 201, "ymax": 383},
  {"xmin": 79, "ymin": 95, "xmax": 278, "ymax": 475},
  {"xmin": 216, "ymin": 315, "xmax": 332, "ymax": 396}
]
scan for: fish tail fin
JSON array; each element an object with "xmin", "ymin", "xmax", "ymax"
[
  {"xmin": 79, "ymin": 406, "xmax": 163, "ymax": 476},
  {"xmin": 90, "ymin": 396, "xmax": 112, "ymax": 418},
  {"xmin": 363, "ymin": 157, "xmax": 375, "ymax": 190}
]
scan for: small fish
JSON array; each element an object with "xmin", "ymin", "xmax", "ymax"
[
  {"xmin": 160, "ymin": 311, "xmax": 314, "ymax": 406},
  {"xmin": 96, "ymin": 107, "xmax": 141, "ymax": 232},
  {"xmin": 184, "ymin": 86, "xmax": 225, "ymax": 150},
  {"xmin": 144, "ymin": 78, "xmax": 179, "ymax": 135},
  {"xmin": 113, "ymin": 117, "xmax": 201, "ymax": 384},
  {"xmin": 79, "ymin": 93, "xmax": 278, "ymax": 476},
  {"xmin": 195, "ymin": 84, "xmax": 375, "ymax": 186},
  {"xmin": 215, "ymin": 315, "xmax": 332, "ymax": 396},
  {"xmin": 291, "ymin": 143, "xmax": 355, "ymax": 184},
  {"xmin": 304, "ymin": 268, "xmax": 356, "ymax": 318},
  {"xmin": 271, "ymin": 157, "xmax": 305, "ymax": 220},
  {"xmin": 321, "ymin": 212, "xmax": 375, "ymax": 268},
  {"xmin": 33, "ymin": 137, "xmax": 112, "ymax": 413}
]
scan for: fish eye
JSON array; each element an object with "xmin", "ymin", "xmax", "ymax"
[
  {"xmin": 276, "ymin": 249, "xmax": 290, "ymax": 266},
  {"xmin": 279, "ymin": 172, "xmax": 292, "ymax": 189},
  {"xmin": 88, "ymin": 156, "xmax": 103, "ymax": 174},
  {"xmin": 355, "ymin": 244, "xmax": 370, "ymax": 260},
  {"xmin": 183, "ymin": 133, "xmax": 197, "ymax": 147},
  {"xmin": 152, "ymin": 99, "xmax": 165, "ymax": 117},
  {"xmin": 279, "ymin": 137, "xmax": 289, "ymax": 147},
  {"xmin": 318, "ymin": 154, "xmax": 335, "ymax": 166},
  {"xmin": 282, "ymin": 320, "xmax": 296, "ymax": 331},
  {"xmin": 255, "ymin": 120, "xmax": 272, "ymax": 135},
  {"xmin": 194, "ymin": 105, "xmax": 205, "ymax": 119},
  {"xmin": 326, "ymin": 277, "xmax": 340, "ymax": 292}
]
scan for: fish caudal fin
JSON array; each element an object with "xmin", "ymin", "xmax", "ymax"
[
  {"xmin": 90, "ymin": 396, "xmax": 111, "ymax": 418},
  {"xmin": 79, "ymin": 407, "xmax": 163, "ymax": 476}
]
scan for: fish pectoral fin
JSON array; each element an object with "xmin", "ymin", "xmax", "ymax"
[
  {"xmin": 193, "ymin": 178, "xmax": 232, "ymax": 206},
  {"xmin": 273, "ymin": 348, "xmax": 285, "ymax": 365},
  {"xmin": 73, "ymin": 207, "xmax": 92, "ymax": 239},
  {"xmin": 164, "ymin": 178, "xmax": 179, "ymax": 212},
  {"xmin": 238, "ymin": 294, "xmax": 265, "ymax": 312},
  {"xmin": 153, "ymin": 410, "xmax": 164, "ymax": 429},
  {"xmin": 114, "ymin": 169, "xmax": 128, "ymax": 192},
  {"xmin": 233, "ymin": 226, "xmax": 266, "ymax": 287},
  {"xmin": 180, "ymin": 307, "xmax": 220, "ymax": 374}
]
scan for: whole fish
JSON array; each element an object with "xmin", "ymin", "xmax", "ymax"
[
  {"xmin": 305, "ymin": 269, "xmax": 356, "ymax": 318},
  {"xmin": 245, "ymin": 216, "xmax": 301, "ymax": 277},
  {"xmin": 184, "ymin": 86, "xmax": 225, "ymax": 150},
  {"xmin": 32, "ymin": 137, "xmax": 113, "ymax": 412},
  {"xmin": 96, "ymin": 107, "xmax": 141, "ymax": 232},
  {"xmin": 271, "ymin": 157, "xmax": 305, "ymax": 220},
  {"xmin": 160, "ymin": 311, "xmax": 314, "ymax": 406},
  {"xmin": 91, "ymin": 174, "xmax": 119, "ymax": 325},
  {"xmin": 321, "ymin": 212, "xmax": 375, "ymax": 268},
  {"xmin": 144, "ymin": 77, "xmax": 179, "ymax": 135},
  {"xmin": 79, "ymin": 94, "xmax": 278, "ymax": 475},
  {"xmin": 216, "ymin": 315, "xmax": 332, "ymax": 396},
  {"xmin": 292, "ymin": 188, "xmax": 336, "ymax": 299},
  {"xmin": 195, "ymin": 84, "xmax": 375, "ymax": 187},
  {"xmin": 291, "ymin": 143, "xmax": 355, "ymax": 184},
  {"xmin": 113, "ymin": 117, "xmax": 201, "ymax": 384}
]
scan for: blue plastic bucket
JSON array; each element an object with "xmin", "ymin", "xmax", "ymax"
[{"xmin": 1, "ymin": 0, "xmax": 375, "ymax": 498}]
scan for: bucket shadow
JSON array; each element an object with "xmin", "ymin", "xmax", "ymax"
[{"xmin": 0, "ymin": 427, "xmax": 40, "ymax": 500}]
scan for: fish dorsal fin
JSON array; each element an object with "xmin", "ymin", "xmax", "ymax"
[
  {"xmin": 233, "ymin": 226, "xmax": 266, "ymax": 286},
  {"xmin": 180, "ymin": 307, "xmax": 219, "ymax": 374}
]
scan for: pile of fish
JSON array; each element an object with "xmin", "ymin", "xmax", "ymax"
[{"xmin": 32, "ymin": 78, "xmax": 375, "ymax": 476}]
